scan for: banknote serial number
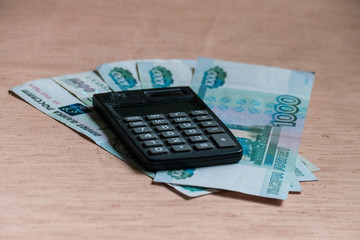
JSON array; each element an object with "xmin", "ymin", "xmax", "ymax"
[
  {"xmin": 29, "ymin": 83, "xmax": 52, "ymax": 100},
  {"xmin": 271, "ymin": 95, "xmax": 301, "ymax": 127}
]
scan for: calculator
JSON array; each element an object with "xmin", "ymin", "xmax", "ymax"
[{"xmin": 93, "ymin": 87, "xmax": 243, "ymax": 171}]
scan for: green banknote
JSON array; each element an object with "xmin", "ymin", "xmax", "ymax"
[
  {"xmin": 52, "ymin": 71, "xmax": 111, "ymax": 106},
  {"xmin": 154, "ymin": 57, "xmax": 315, "ymax": 200}
]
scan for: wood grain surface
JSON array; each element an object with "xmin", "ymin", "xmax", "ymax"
[{"xmin": 1, "ymin": 0, "xmax": 359, "ymax": 239}]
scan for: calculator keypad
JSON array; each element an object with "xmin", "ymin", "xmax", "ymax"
[
  {"xmin": 125, "ymin": 111, "xmax": 237, "ymax": 157},
  {"xmin": 93, "ymin": 87, "xmax": 243, "ymax": 171}
]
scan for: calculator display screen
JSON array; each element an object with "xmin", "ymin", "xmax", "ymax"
[{"xmin": 112, "ymin": 101, "xmax": 199, "ymax": 116}]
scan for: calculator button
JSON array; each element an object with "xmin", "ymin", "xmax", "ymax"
[
  {"xmin": 143, "ymin": 139, "xmax": 163, "ymax": 147},
  {"xmin": 166, "ymin": 137, "xmax": 186, "ymax": 145},
  {"xmin": 169, "ymin": 112, "xmax": 187, "ymax": 118},
  {"xmin": 146, "ymin": 114, "xmax": 165, "ymax": 120},
  {"xmin": 190, "ymin": 110, "xmax": 208, "ymax": 116},
  {"xmin": 160, "ymin": 131, "xmax": 180, "ymax": 138},
  {"xmin": 138, "ymin": 133, "xmax": 157, "ymax": 140},
  {"xmin": 189, "ymin": 135, "xmax": 208, "ymax": 143},
  {"xmin": 171, "ymin": 145, "xmax": 191, "ymax": 153},
  {"xmin": 151, "ymin": 119, "xmax": 170, "ymax": 125},
  {"xmin": 205, "ymin": 127, "xmax": 225, "ymax": 134},
  {"xmin": 124, "ymin": 116, "xmax": 143, "ymax": 122},
  {"xmin": 148, "ymin": 147, "xmax": 169, "ymax": 155},
  {"xmin": 199, "ymin": 121, "xmax": 219, "ymax": 128},
  {"xmin": 183, "ymin": 129, "xmax": 202, "ymax": 136},
  {"xmin": 194, "ymin": 142, "xmax": 214, "ymax": 150},
  {"xmin": 128, "ymin": 121, "xmax": 147, "ymax": 128},
  {"xmin": 173, "ymin": 117, "xmax": 191, "ymax": 123},
  {"xmin": 133, "ymin": 127, "xmax": 152, "ymax": 134},
  {"xmin": 195, "ymin": 115, "xmax": 213, "ymax": 121},
  {"xmin": 178, "ymin": 122, "xmax": 197, "ymax": 130},
  {"xmin": 211, "ymin": 133, "xmax": 236, "ymax": 148},
  {"xmin": 155, "ymin": 125, "xmax": 175, "ymax": 132}
]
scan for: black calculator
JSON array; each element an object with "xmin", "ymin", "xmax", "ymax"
[{"xmin": 93, "ymin": 87, "xmax": 243, "ymax": 171}]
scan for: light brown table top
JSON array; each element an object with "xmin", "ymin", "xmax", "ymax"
[{"xmin": 1, "ymin": 0, "xmax": 359, "ymax": 239}]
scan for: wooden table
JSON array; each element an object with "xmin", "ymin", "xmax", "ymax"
[{"xmin": 1, "ymin": 0, "xmax": 359, "ymax": 239}]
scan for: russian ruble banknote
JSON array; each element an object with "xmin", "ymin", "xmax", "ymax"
[{"xmin": 154, "ymin": 57, "xmax": 315, "ymax": 200}]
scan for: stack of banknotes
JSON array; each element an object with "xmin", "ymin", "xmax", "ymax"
[{"xmin": 10, "ymin": 57, "xmax": 319, "ymax": 200}]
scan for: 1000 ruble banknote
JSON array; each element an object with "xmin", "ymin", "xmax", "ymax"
[{"xmin": 154, "ymin": 57, "xmax": 315, "ymax": 200}]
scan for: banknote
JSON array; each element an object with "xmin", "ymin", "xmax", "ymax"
[
  {"xmin": 96, "ymin": 60, "xmax": 142, "ymax": 91},
  {"xmin": 298, "ymin": 154, "xmax": 320, "ymax": 172},
  {"xmin": 180, "ymin": 59, "xmax": 197, "ymax": 69},
  {"xmin": 290, "ymin": 174, "xmax": 302, "ymax": 192},
  {"xmin": 289, "ymin": 156, "xmax": 318, "ymax": 192},
  {"xmin": 295, "ymin": 156, "xmax": 318, "ymax": 181},
  {"xmin": 9, "ymin": 78, "xmax": 214, "ymax": 197},
  {"xmin": 163, "ymin": 155, "xmax": 316, "ymax": 195},
  {"xmin": 154, "ymin": 57, "xmax": 315, "ymax": 200},
  {"xmin": 10, "ymin": 78, "xmax": 110, "ymax": 143},
  {"xmin": 289, "ymin": 157, "xmax": 318, "ymax": 192},
  {"xmin": 137, "ymin": 60, "xmax": 193, "ymax": 89},
  {"xmin": 169, "ymin": 185, "xmax": 219, "ymax": 197},
  {"xmin": 52, "ymin": 71, "xmax": 112, "ymax": 106}
]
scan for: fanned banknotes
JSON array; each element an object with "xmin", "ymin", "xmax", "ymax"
[{"xmin": 10, "ymin": 58, "xmax": 318, "ymax": 200}]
